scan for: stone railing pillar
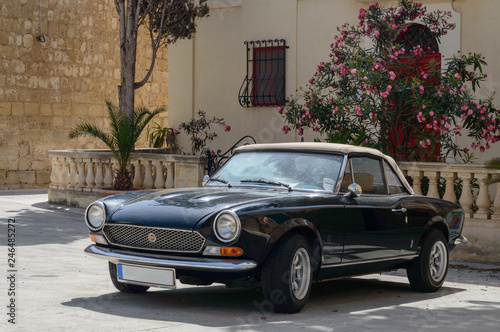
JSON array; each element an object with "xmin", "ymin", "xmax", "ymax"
[
  {"xmin": 493, "ymin": 183, "xmax": 500, "ymax": 220},
  {"xmin": 457, "ymin": 173, "xmax": 474, "ymax": 218},
  {"xmin": 94, "ymin": 159, "xmax": 104, "ymax": 189},
  {"xmin": 68, "ymin": 159, "xmax": 77, "ymax": 189},
  {"xmin": 103, "ymin": 161, "xmax": 113, "ymax": 188},
  {"xmin": 143, "ymin": 160, "xmax": 154, "ymax": 189},
  {"xmin": 76, "ymin": 161, "xmax": 86, "ymax": 189},
  {"xmin": 165, "ymin": 162, "xmax": 174, "ymax": 188},
  {"xmin": 59, "ymin": 159, "xmax": 69, "ymax": 190},
  {"xmin": 440, "ymin": 171, "xmax": 457, "ymax": 203},
  {"xmin": 49, "ymin": 157, "xmax": 59, "ymax": 189},
  {"xmin": 407, "ymin": 170, "xmax": 423, "ymax": 195},
  {"xmin": 424, "ymin": 171, "xmax": 440, "ymax": 198},
  {"xmin": 84, "ymin": 159, "xmax": 95, "ymax": 191},
  {"xmin": 475, "ymin": 173, "xmax": 491, "ymax": 219},
  {"xmin": 132, "ymin": 160, "xmax": 143, "ymax": 189},
  {"xmin": 153, "ymin": 161, "xmax": 165, "ymax": 189}
]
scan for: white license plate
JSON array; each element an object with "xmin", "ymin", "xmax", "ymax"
[{"xmin": 117, "ymin": 264, "xmax": 176, "ymax": 288}]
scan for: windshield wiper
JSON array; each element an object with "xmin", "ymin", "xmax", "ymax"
[
  {"xmin": 209, "ymin": 177, "xmax": 232, "ymax": 188},
  {"xmin": 240, "ymin": 178, "xmax": 292, "ymax": 191}
]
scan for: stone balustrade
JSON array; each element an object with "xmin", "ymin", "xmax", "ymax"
[
  {"xmin": 47, "ymin": 149, "xmax": 207, "ymax": 208},
  {"xmin": 398, "ymin": 161, "xmax": 500, "ymax": 220},
  {"xmin": 399, "ymin": 161, "xmax": 500, "ymax": 263}
]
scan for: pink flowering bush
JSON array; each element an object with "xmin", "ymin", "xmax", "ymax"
[{"xmin": 280, "ymin": 0, "xmax": 500, "ymax": 161}]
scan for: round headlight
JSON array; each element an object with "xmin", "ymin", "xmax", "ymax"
[
  {"xmin": 85, "ymin": 202, "xmax": 106, "ymax": 231},
  {"xmin": 213, "ymin": 211, "xmax": 241, "ymax": 243}
]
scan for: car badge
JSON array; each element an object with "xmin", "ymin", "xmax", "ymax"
[{"xmin": 148, "ymin": 233, "xmax": 157, "ymax": 243}]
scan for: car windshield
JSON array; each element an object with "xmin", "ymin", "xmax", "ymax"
[{"xmin": 207, "ymin": 151, "xmax": 344, "ymax": 191}]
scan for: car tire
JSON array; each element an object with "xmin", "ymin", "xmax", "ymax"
[
  {"xmin": 108, "ymin": 262, "xmax": 150, "ymax": 293},
  {"xmin": 261, "ymin": 234, "xmax": 313, "ymax": 313},
  {"xmin": 407, "ymin": 230, "xmax": 449, "ymax": 292}
]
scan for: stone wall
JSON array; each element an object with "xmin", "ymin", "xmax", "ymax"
[{"xmin": 0, "ymin": 0, "xmax": 169, "ymax": 189}]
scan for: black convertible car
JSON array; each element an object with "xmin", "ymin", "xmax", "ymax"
[{"xmin": 84, "ymin": 143, "xmax": 467, "ymax": 313}]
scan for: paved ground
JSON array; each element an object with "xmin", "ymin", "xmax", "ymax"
[{"xmin": 1, "ymin": 189, "xmax": 499, "ymax": 332}]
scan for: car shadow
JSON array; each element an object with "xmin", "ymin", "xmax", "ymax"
[{"xmin": 62, "ymin": 275, "xmax": 469, "ymax": 330}]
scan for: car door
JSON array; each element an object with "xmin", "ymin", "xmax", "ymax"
[{"xmin": 341, "ymin": 156, "xmax": 409, "ymax": 262}]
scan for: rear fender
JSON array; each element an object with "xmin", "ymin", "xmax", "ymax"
[{"xmin": 418, "ymin": 216, "xmax": 450, "ymax": 251}]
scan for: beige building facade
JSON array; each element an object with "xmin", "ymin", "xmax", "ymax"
[
  {"xmin": 169, "ymin": 0, "xmax": 500, "ymax": 161},
  {"xmin": 0, "ymin": 0, "xmax": 169, "ymax": 189}
]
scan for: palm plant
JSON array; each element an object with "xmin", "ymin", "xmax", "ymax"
[{"xmin": 69, "ymin": 101, "xmax": 165, "ymax": 190}]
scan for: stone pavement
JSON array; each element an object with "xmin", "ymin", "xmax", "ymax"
[{"xmin": 1, "ymin": 189, "xmax": 500, "ymax": 331}]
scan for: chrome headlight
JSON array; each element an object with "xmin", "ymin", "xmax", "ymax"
[
  {"xmin": 213, "ymin": 211, "xmax": 241, "ymax": 243},
  {"xmin": 85, "ymin": 202, "xmax": 106, "ymax": 231}
]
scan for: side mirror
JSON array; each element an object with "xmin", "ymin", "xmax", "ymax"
[
  {"xmin": 344, "ymin": 183, "xmax": 362, "ymax": 198},
  {"xmin": 203, "ymin": 174, "xmax": 210, "ymax": 181}
]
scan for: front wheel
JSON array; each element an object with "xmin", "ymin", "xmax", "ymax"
[
  {"xmin": 261, "ymin": 234, "xmax": 313, "ymax": 313},
  {"xmin": 407, "ymin": 230, "xmax": 449, "ymax": 292},
  {"xmin": 108, "ymin": 262, "xmax": 150, "ymax": 293}
]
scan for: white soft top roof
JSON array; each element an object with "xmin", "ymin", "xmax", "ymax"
[{"xmin": 235, "ymin": 142, "xmax": 414, "ymax": 194}]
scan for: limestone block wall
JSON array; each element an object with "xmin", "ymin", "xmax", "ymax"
[{"xmin": 0, "ymin": 0, "xmax": 169, "ymax": 189}]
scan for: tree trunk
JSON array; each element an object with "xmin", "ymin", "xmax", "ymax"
[{"xmin": 118, "ymin": 0, "xmax": 139, "ymax": 119}]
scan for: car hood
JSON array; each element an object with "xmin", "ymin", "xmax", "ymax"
[{"xmin": 106, "ymin": 187, "xmax": 301, "ymax": 230}]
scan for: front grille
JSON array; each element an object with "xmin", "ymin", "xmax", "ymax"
[{"xmin": 103, "ymin": 224, "xmax": 206, "ymax": 253}]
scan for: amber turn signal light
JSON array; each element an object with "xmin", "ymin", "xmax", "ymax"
[{"xmin": 220, "ymin": 247, "xmax": 243, "ymax": 256}]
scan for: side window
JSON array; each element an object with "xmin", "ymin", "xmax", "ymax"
[
  {"xmin": 351, "ymin": 157, "xmax": 387, "ymax": 195},
  {"xmin": 384, "ymin": 161, "xmax": 407, "ymax": 195}
]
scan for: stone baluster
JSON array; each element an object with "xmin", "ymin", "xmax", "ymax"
[
  {"xmin": 94, "ymin": 159, "xmax": 104, "ymax": 189},
  {"xmin": 458, "ymin": 173, "xmax": 474, "ymax": 218},
  {"xmin": 85, "ymin": 159, "xmax": 96, "ymax": 190},
  {"xmin": 407, "ymin": 170, "xmax": 423, "ymax": 195},
  {"xmin": 475, "ymin": 173, "xmax": 491, "ymax": 219},
  {"xmin": 103, "ymin": 160, "xmax": 113, "ymax": 188},
  {"xmin": 59, "ymin": 158, "xmax": 69, "ymax": 190},
  {"xmin": 441, "ymin": 171, "xmax": 457, "ymax": 203},
  {"xmin": 68, "ymin": 158, "xmax": 77, "ymax": 189},
  {"xmin": 143, "ymin": 160, "xmax": 154, "ymax": 189},
  {"xmin": 76, "ymin": 161, "xmax": 86, "ymax": 189},
  {"xmin": 133, "ymin": 160, "xmax": 143, "ymax": 189},
  {"xmin": 55, "ymin": 159, "xmax": 63, "ymax": 187},
  {"xmin": 424, "ymin": 171, "xmax": 440, "ymax": 198},
  {"xmin": 165, "ymin": 162, "xmax": 174, "ymax": 188},
  {"xmin": 49, "ymin": 157, "xmax": 59, "ymax": 189},
  {"xmin": 153, "ymin": 161, "xmax": 165, "ymax": 189},
  {"xmin": 492, "ymin": 183, "xmax": 500, "ymax": 220}
]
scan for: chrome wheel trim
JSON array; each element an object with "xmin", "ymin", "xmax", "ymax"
[
  {"xmin": 429, "ymin": 241, "xmax": 447, "ymax": 282},
  {"xmin": 290, "ymin": 247, "xmax": 311, "ymax": 300}
]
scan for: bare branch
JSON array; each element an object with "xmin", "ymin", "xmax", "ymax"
[
  {"xmin": 138, "ymin": 0, "xmax": 158, "ymax": 26},
  {"xmin": 134, "ymin": 0, "xmax": 143, "ymax": 28},
  {"xmin": 135, "ymin": 0, "xmax": 168, "ymax": 89}
]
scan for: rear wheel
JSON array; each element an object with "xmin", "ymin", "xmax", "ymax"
[
  {"xmin": 261, "ymin": 234, "xmax": 313, "ymax": 313},
  {"xmin": 407, "ymin": 230, "xmax": 448, "ymax": 292},
  {"xmin": 108, "ymin": 262, "xmax": 150, "ymax": 293}
]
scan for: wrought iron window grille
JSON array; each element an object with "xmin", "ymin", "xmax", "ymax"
[{"xmin": 239, "ymin": 39, "xmax": 288, "ymax": 108}]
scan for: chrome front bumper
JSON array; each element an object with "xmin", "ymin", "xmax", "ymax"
[{"xmin": 84, "ymin": 244, "xmax": 257, "ymax": 272}]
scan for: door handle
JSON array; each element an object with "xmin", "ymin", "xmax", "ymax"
[{"xmin": 391, "ymin": 207, "xmax": 407, "ymax": 213}]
